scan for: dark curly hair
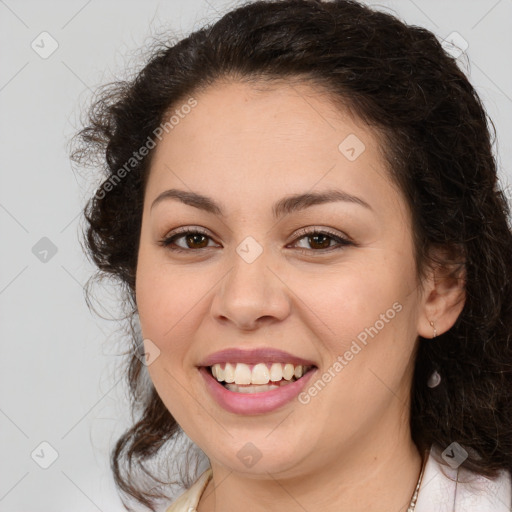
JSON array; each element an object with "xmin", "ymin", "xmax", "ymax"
[{"xmin": 70, "ymin": 0, "xmax": 512, "ymax": 509}]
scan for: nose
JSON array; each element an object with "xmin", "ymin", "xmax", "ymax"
[{"xmin": 210, "ymin": 245, "xmax": 291, "ymax": 331}]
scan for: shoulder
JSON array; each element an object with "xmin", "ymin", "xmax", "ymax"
[
  {"xmin": 416, "ymin": 444, "xmax": 511, "ymax": 512},
  {"xmin": 163, "ymin": 449, "xmax": 511, "ymax": 512},
  {"xmin": 165, "ymin": 468, "xmax": 213, "ymax": 512}
]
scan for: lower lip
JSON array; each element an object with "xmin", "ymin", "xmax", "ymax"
[{"xmin": 198, "ymin": 366, "xmax": 317, "ymax": 415}]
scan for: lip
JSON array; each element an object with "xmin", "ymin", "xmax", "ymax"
[
  {"xmin": 197, "ymin": 347, "xmax": 317, "ymax": 367},
  {"xmin": 198, "ymin": 365, "xmax": 318, "ymax": 415}
]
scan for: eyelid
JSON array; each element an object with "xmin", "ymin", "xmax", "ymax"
[
  {"xmin": 289, "ymin": 225, "xmax": 353, "ymax": 244},
  {"xmin": 165, "ymin": 225, "xmax": 211, "ymax": 237},
  {"xmin": 161, "ymin": 225, "xmax": 220, "ymax": 249},
  {"xmin": 159, "ymin": 225, "xmax": 354, "ymax": 255}
]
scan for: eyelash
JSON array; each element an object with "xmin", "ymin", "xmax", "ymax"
[{"xmin": 158, "ymin": 226, "xmax": 353, "ymax": 255}]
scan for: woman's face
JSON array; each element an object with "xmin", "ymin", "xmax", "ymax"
[{"xmin": 135, "ymin": 80, "xmax": 428, "ymax": 476}]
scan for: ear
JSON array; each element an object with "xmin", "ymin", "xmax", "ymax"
[{"xmin": 417, "ymin": 244, "xmax": 466, "ymax": 339}]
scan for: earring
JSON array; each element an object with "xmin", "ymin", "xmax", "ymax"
[
  {"xmin": 429, "ymin": 320, "xmax": 437, "ymax": 338},
  {"xmin": 427, "ymin": 370, "xmax": 441, "ymax": 388}
]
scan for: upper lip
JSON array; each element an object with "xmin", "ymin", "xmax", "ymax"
[{"xmin": 197, "ymin": 348, "xmax": 317, "ymax": 367}]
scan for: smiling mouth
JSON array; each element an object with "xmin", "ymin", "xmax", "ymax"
[{"xmin": 204, "ymin": 363, "xmax": 317, "ymax": 394}]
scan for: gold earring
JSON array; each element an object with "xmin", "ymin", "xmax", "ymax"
[{"xmin": 429, "ymin": 320, "xmax": 437, "ymax": 338}]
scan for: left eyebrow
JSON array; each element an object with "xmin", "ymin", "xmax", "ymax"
[
  {"xmin": 272, "ymin": 189, "xmax": 373, "ymax": 218},
  {"xmin": 150, "ymin": 188, "xmax": 373, "ymax": 218}
]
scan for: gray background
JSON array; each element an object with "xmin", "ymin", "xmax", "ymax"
[{"xmin": 0, "ymin": 0, "xmax": 511, "ymax": 510}]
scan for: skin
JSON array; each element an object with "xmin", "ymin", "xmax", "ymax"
[{"xmin": 135, "ymin": 80, "xmax": 465, "ymax": 512}]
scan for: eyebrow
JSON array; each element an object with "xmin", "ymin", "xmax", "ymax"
[{"xmin": 150, "ymin": 188, "xmax": 373, "ymax": 218}]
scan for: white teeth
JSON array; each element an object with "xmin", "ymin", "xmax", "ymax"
[
  {"xmin": 224, "ymin": 381, "xmax": 288, "ymax": 393},
  {"xmin": 283, "ymin": 363, "xmax": 295, "ymax": 380},
  {"xmin": 234, "ymin": 362, "xmax": 252, "ymax": 384},
  {"xmin": 252, "ymin": 363, "xmax": 270, "ymax": 384},
  {"xmin": 210, "ymin": 362, "xmax": 313, "ymax": 385},
  {"xmin": 224, "ymin": 362, "xmax": 235, "ymax": 383},
  {"xmin": 215, "ymin": 365, "xmax": 224, "ymax": 382},
  {"xmin": 269, "ymin": 362, "xmax": 283, "ymax": 382}
]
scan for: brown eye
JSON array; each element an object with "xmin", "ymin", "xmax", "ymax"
[
  {"xmin": 291, "ymin": 228, "xmax": 353, "ymax": 253},
  {"xmin": 307, "ymin": 233, "xmax": 332, "ymax": 250},
  {"xmin": 160, "ymin": 228, "xmax": 218, "ymax": 252},
  {"xmin": 184, "ymin": 233, "xmax": 209, "ymax": 249}
]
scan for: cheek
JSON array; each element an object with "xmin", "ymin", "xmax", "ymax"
[
  {"xmin": 306, "ymin": 266, "xmax": 403, "ymax": 338},
  {"xmin": 305, "ymin": 259, "xmax": 418, "ymax": 394},
  {"xmin": 135, "ymin": 257, "xmax": 205, "ymax": 420},
  {"xmin": 135, "ymin": 251, "xmax": 214, "ymax": 367},
  {"xmin": 136, "ymin": 244, "xmax": 188, "ymax": 335},
  {"xmin": 302, "ymin": 268, "xmax": 416, "ymax": 419}
]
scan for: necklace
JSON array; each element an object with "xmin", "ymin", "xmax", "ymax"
[{"xmin": 407, "ymin": 451, "xmax": 427, "ymax": 512}]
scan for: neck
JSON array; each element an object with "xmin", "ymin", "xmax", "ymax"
[{"xmin": 197, "ymin": 430, "xmax": 423, "ymax": 512}]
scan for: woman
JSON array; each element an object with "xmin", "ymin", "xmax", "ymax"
[{"xmin": 71, "ymin": 0, "xmax": 512, "ymax": 510}]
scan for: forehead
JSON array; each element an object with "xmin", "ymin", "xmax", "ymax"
[{"xmin": 146, "ymin": 79, "xmax": 404, "ymax": 221}]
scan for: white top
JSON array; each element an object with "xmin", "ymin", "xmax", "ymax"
[
  {"xmin": 165, "ymin": 444, "xmax": 512, "ymax": 512},
  {"xmin": 416, "ymin": 444, "xmax": 511, "ymax": 511}
]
